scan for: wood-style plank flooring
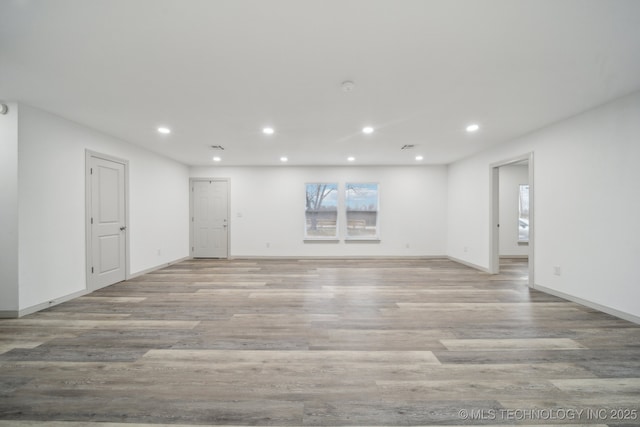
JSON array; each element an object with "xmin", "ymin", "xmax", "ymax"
[{"xmin": 1, "ymin": 258, "xmax": 639, "ymax": 426}]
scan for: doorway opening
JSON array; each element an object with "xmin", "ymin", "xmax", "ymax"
[{"xmin": 490, "ymin": 153, "xmax": 534, "ymax": 287}]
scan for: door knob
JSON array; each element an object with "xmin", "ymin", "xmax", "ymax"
[{"xmin": 120, "ymin": 226, "xmax": 127, "ymax": 231}]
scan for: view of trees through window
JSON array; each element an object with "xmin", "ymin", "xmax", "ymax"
[
  {"xmin": 305, "ymin": 183, "xmax": 338, "ymax": 238},
  {"xmin": 346, "ymin": 183, "xmax": 379, "ymax": 238}
]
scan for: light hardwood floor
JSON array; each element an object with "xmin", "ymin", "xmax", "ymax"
[{"xmin": 1, "ymin": 258, "xmax": 639, "ymax": 426}]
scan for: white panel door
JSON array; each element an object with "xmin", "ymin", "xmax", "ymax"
[
  {"xmin": 90, "ymin": 156, "xmax": 126, "ymax": 289},
  {"xmin": 192, "ymin": 180, "xmax": 228, "ymax": 258}
]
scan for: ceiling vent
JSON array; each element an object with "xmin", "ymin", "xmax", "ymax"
[
  {"xmin": 401, "ymin": 144, "xmax": 415, "ymax": 150},
  {"xmin": 210, "ymin": 145, "xmax": 225, "ymax": 150}
]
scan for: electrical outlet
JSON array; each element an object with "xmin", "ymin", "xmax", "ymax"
[
  {"xmin": 266, "ymin": 242, "xmax": 270, "ymax": 248},
  {"xmin": 157, "ymin": 249, "xmax": 162, "ymax": 256},
  {"xmin": 553, "ymin": 266, "xmax": 562, "ymax": 276},
  {"xmin": 463, "ymin": 246, "xmax": 468, "ymax": 253},
  {"xmin": 405, "ymin": 243, "xmax": 410, "ymax": 249}
]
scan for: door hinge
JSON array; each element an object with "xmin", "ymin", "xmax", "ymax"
[
  {"xmin": 192, "ymin": 247, "xmax": 194, "ymax": 252},
  {"xmin": 90, "ymin": 168, "xmax": 93, "ymax": 175},
  {"xmin": 192, "ymin": 217, "xmax": 194, "ymax": 222},
  {"xmin": 91, "ymin": 217, "xmax": 93, "ymax": 224},
  {"xmin": 91, "ymin": 267, "xmax": 94, "ymax": 274}
]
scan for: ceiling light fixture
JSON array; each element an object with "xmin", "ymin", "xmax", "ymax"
[
  {"xmin": 347, "ymin": 156, "xmax": 355, "ymax": 162},
  {"xmin": 415, "ymin": 155, "xmax": 424, "ymax": 161},
  {"xmin": 362, "ymin": 126, "xmax": 374, "ymax": 134},
  {"xmin": 262, "ymin": 127, "xmax": 275, "ymax": 135},
  {"xmin": 466, "ymin": 123, "xmax": 480, "ymax": 133},
  {"xmin": 212, "ymin": 156, "xmax": 221, "ymax": 162},
  {"xmin": 280, "ymin": 156, "xmax": 288, "ymax": 162},
  {"xmin": 157, "ymin": 127, "xmax": 171, "ymax": 134}
]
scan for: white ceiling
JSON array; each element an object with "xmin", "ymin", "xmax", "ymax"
[{"xmin": 2, "ymin": 0, "xmax": 640, "ymax": 166}]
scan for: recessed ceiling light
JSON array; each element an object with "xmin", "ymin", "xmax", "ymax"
[
  {"xmin": 347, "ymin": 156, "xmax": 355, "ymax": 162},
  {"xmin": 362, "ymin": 126, "xmax": 374, "ymax": 134},
  {"xmin": 212, "ymin": 156, "xmax": 221, "ymax": 162},
  {"xmin": 280, "ymin": 156, "xmax": 288, "ymax": 162},
  {"xmin": 262, "ymin": 127, "xmax": 275, "ymax": 135},
  {"xmin": 157, "ymin": 127, "xmax": 171, "ymax": 134},
  {"xmin": 415, "ymin": 155, "xmax": 424, "ymax": 161},
  {"xmin": 466, "ymin": 123, "xmax": 480, "ymax": 133}
]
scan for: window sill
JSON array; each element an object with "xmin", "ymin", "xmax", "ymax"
[
  {"xmin": 304, "ymin": 238, "xmax": 340, "ymax": 243},
  {"xmin": 344, "ymin": 238, "xmax": 381, "ymax": 243}
]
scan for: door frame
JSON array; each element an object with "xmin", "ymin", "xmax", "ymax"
[
  {"xmin": 189, "ymin": 177, "xmax": 230, "ymax": 259},
  {"xmin": 85, "ymin": 150, "xmax": 130, "ymax": 290},
  {"xmin": 489, "ymin": 152, "xmax": 534, "ymax": 287}
]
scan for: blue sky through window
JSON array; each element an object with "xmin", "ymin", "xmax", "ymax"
[{"xmin": 346, "ymin": 183, "xmax": 378, "ymax": 211}]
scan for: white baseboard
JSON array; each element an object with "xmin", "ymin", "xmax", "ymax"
[
  {"xmin": 499, "ymin": 255, "xmax": 529, "ymax": 259},
  {"xmin": 535, "ymin": 284, "xmax": 640, "ymax": 325},
  {"xmin": 447, "ymin": 256, "xmax": 490, "ymax": 273},
  {"xmin": 127, "ymin": 256, "xmax": 191, "ymax": 279},
  {"xmin": 228, "ymin": 255, "xmax": 448, "ymax": 260},
  {"xmin": 0, "ymin": 310, "xmax": 19, "ymax": 319},
  {"xmin": 16, "ymin": 288, "xmax": 89, "ymax": 318}
]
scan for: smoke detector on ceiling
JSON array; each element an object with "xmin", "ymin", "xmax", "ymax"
[{"xmin": 341, "ymin": 81, "xmax": 355, "ymax": 93}]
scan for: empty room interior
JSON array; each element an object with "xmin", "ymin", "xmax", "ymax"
[{"xmin": 1, "ymin": 0, "xmax": 640, "ymax": 425}]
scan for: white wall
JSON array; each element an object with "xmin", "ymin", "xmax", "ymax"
[
  {"xmin": 0, "ymin": 102, "xmax": 19, "ymax": 314},
  {"xmin": 447, "ymin": 90, "xmax": 640, "ymax": 320},
  {"xmin": 16, "ymin": 104, "xmax": 190, "ymax": 312},
  {"xmin": 499, "ymin": 164, "xmax": 529, "ymax": 257},
  {"xmin": 190, "ymin": 165, "xmax": 448, "ymax": 257}
]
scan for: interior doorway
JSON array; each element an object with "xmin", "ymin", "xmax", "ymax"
[
  {"xmin": 490, "ymin": 153, "xmax": 534, "ymax": 287},
  {"xmin": 85, "ymin": 151, "xmax": 129, "ymax": 291},
  {"xmin": 190, "ymin": 178, "xmax": 229, "ymax": 258}
]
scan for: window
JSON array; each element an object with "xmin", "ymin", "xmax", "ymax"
[
  {"xmin": 518, "ymin": 184, "xmax": 529, "ymax": 242},
  {"xmin": 305, "ymin": 183, "xmax": 338, "ymax": 239},
  {"xmin": 346, "ymin": 183, "xmax": 379, "ymax": 239}
]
